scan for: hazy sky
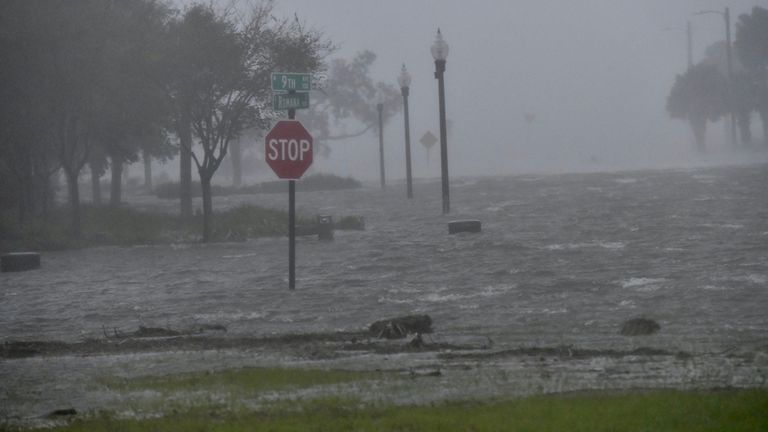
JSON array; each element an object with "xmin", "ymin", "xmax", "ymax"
[{"xmin": 178, "ymin": 1, "xmax": 766, "ymax": 181}]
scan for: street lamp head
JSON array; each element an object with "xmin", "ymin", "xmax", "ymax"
[
  {"xmin": 431, "ymin": 28, "xmax": 449, "ymax": 61},
  {"xmin": 694, "ymin": 9, "xmax": 724, "ymax": 16},
  {"xmin": 398, "ymin": 63, "xmax": 411, "ymax": 89}
]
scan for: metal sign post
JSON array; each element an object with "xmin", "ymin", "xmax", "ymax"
[
  {"xmin": 420, "ymin": 131, "xmax": 438, "ymax": 166},
  {"xmin": 269, "ymin": 73, "xmax": 312, "ymax": 290},
  {"xmin": 288, "ymin": 107, "xmax": 296, "ymax": 291}
]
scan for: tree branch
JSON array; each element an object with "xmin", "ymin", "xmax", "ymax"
[{"xmin": 321, "ymin": 123, "xmax": 375, "ymax": 141}]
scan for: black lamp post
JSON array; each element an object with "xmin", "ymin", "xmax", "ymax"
[
  {"xmin": 398, "ymin": 64, "xmax": 413, "ymax": 199},
  {"xmin": 377, "ymin": 100, "xmax": 385, "ymax": 189},
  {"xmin": 694, "ymin": 7, "xmax": 738, "ymax": 148},
  {"xmin": 432, "ymin": 28, "xmax": 450, "ymax": 214}
]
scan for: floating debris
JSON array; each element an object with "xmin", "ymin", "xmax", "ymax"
[
  {"xmin": 370, "ymin": 315, "xmax": 433, "ymax": 339},
  {"xmin": 620, "ymin": 318, "xmax": 661, "ymax": 336},
  {"xmin": 47, "ymin": 408, "xmax": 77, "ymax": 418}
]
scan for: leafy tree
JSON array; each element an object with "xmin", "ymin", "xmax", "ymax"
[
  {"xmin": 38, "ymin": 0, "xmax": 114, "ymax": 237},
  {"xmin": 226, "ymin": 15, "xmax": 331, "ymax": 188},
  {"xmin": 667, "ymin": 63, "xmax": 728, "ymax": 151},
  {"xmin": 93, "ymin": 0, "xmax": 172, "ymax": 206},
  {"xmin": 166, "ymin": 5, "xmax": 210, "ymax": 219},
  {"xmin": 88, "ymin": 147, "xmax": 108, "ymax": 205},
  {"xmin": 735, "ymin": 6, "xmax": 768, "ymax": 146},
  {"xmin": 170, "ymin": 3, "xmax": 330, "ymax": 242},
  {"xmin": 141, "ymin": 129, "xmax": 176, "ymax": 191},
  {"xmin": 0, "ymin": 0, "xmax": 172, "ymax": 237},
  {"xmin": 735, "ymin": 7, "xmax": 768, "ymax": 73},
  {"xmin": 700, "ymin": 41, "xmax": 755, "ymax": 145},
  {"xmin": 0, "ymin": 1, "xmax": 61, "ymax": 224}
]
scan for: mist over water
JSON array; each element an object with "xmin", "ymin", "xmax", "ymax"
[
  {"xmin": 162, "ymin": 0, "xmax": 768, "ymax": 185},
  {"xmin": 266, "ymin": 0, "xmax": 767, "ymax": 181}
]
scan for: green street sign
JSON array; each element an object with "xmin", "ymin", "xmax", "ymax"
[
  {"xmin": 271, "ymin": 73, "xmax": 311, "ymax": 92},
  {"xmin": 273, "ymin": 92, "xmax": 309, "ymax": 110}
]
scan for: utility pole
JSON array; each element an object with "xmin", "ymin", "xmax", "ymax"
[
  {"xmin": 694, "ymin": 8, "xmax": 738, "ymax": 148},
  {"xmin": 686, "ymin": 20, "xmax": 693, "ymax": 70},
  {"xmin": 724, "ymin": 7, "xmax": 738, "ymax": 148}
]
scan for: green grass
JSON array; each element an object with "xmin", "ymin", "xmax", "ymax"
[
  {"xmin": 0, "ymin": 204, "xmax": 297, "ymax": 251},
  {"xmin": 153, "ymin": 174, "xmax": 361, "ymax": 199},
  {"xmin": 211, "ymin": 204, "xmax": 314, "ymax": 240},
  {"xmin": 24, "ymin": 389, "xmax": 768, "ymax": 431},
  {"xmin": 81, "ymin": 205, "xmax": 177, "ymax": 245}
]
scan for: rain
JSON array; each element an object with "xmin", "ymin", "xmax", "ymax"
[{"xmin": 1, "ymin": 0, "xmax": 767, "ymax": 429}]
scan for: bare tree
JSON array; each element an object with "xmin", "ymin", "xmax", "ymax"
[{"xmin": 300, "ymin": 51, "xmax": 400, "ymax": 157}]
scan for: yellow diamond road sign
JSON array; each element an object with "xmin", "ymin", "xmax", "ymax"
[{"xmin": 420, "ymin": 131, "xmax": 438, "ymax": 149}]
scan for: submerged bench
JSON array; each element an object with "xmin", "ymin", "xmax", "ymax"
[
  {"xmin": 448, "ymin": 220, "xmax": 481, "ymax": 234},
  {"xmin": 1, "ymin": 252, "xmax": 41, "ymax": 272}
]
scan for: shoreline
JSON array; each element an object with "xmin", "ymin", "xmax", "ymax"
[{"xmin": 2, "ymin": 330, "xmax": 766, "ymax": 429}]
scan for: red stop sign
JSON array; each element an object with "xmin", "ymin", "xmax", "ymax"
[{"xmin": 264, "ymin": 120, "xmax": 313, "ymax": 179}]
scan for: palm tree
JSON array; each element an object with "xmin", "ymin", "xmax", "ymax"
[{"xmin": 667, "ymin": 63, "xmax": 728, "ymax": 151}]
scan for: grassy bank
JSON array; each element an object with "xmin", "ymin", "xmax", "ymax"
[
  {"xmin": 14, "ymin": 366, "xmax": 768, "ymax": 431},
  {"xmin": 154, "ymin": 173, "xmax": 362, "ymax": 199},
  {"xmin": 0, "ymin": 204, "xmax": 297, "ymax": 251}
]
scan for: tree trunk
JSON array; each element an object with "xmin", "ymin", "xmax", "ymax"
[
  {"xmin": 16, "ymin": 151, "xmax": 32, "ymax": 227},
  {"xmin": 737, "ymin": 111, "xmax": 752, "ymax": 145},
  {"xmin": 17, "ymin": 178, "xmax": 28, "ymax": 228},
  {"xmin": 200, "ymin": 172, "xmax": 213, "ymax": 242},
  {"xmin": 179, "ymin": 110, "xmax": 193, "ymax": 219},
  {"xmin": 230, "ymin": 138, "xmax": 242, "ymax": 188},
  {"xmin": 64, "ymin": 168, "xmax": 81, "ymax": 238},
  {"xmin": 89, "ymin": 162, "xmax": 102, "ymax": 205},
  {"xmin": 689, "ymin": 116, "xmax": 706, "ymax": 152},
  {"xmin": 110, "ymin": 157, "xmax": 122, "ymax": 207},
  {"xmin": 143, "ymin": 149, "xmax": 152, "ymax": 191}
]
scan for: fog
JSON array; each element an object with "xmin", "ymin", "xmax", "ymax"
[
  {"xmin": 164, "ymin": 0, "xmax": 767, "ymax": 184},
  {"xmin": 247, "ymin": 0, "xmax": 763, "ymax": 182}
]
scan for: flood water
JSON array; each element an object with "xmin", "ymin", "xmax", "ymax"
[{"xmin": 2, "ymin": 163, "xmax": 768, "ymax": 422}]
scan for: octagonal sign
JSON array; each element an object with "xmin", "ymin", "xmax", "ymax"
[{"xmin": 264, "ymin": 120, "xmax": 313, "ymax": 179}]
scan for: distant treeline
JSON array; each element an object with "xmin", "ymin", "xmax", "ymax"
[
  {"xmin": 0, "ymin": 204, "xmax": 298, "ymax": 252},
  {"xmin": 665, "ymin": 7, "xmax": 768, "ymax": 151}
]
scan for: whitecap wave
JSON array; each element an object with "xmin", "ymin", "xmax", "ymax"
[
  {"xmin": 620, "ymin": 278, "xmax": 666, "ymax": 291},
  {"xmin": 192, "ymin": 311, "xmax": 267, "ymax": 321},
  {"xmin": 377, "ymin": 296, "xmax": 413, "ymax": 304},
  {"xmin": 545, "ymin": 242, "xmax": 624, "ymax": 250},
  {"xmin": 221, "ymin": 253, "xmax": 260, "ymax": 259},
  {"xmin": 614, "ymin": 178, "xmax": 637, "ymax": 184},
  {"xmin": 716, "ymin": 274, "xmax": 767, "ymax": 285},
  {"xmin": 699, "ymin": 223, "xmax": 744, "ymax": 230}
]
